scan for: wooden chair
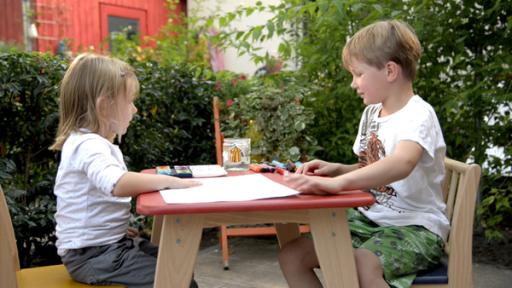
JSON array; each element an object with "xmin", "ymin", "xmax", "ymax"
[
  {"xmin": 411, "ymin": 157, "xmax": 481, "ymax": 287},
  {"xmin": 0, "ymin": 185, "xmax": 123, "ymax": 288},
  {"xmin": 213, "ymin": 96, "xmax": 310, "ymax": 269}
]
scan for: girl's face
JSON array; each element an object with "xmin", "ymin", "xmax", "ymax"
[
  {"xmin": 348, "ymin": 59, "xmax": 389, "ymax": 105},
  {"xmin": 113, "ymin": 80, "xmax": 138, "ymax": 137}
]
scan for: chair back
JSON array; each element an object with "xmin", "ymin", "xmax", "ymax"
[
  {"xmin": 213, "ymin": 96, "xmax": 223, "ymax": 166},
  {"xmin": 442, "ymin": 158, "xmax": 481, "ymax": 287},
  {"xmin": 0, "ymin": 185, "xmax": 20, "ymax": 287}
]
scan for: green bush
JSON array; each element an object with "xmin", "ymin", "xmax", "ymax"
[
  {"xmin": 0, "ymin": 50, "xmax": 217, "ymax": 267},
  {"xmin": 211, "ymin": 0, "xmax": 512, "ymax": 238},
  {"xmin": 120, "ymin": 59, "xmax": 217, "ymax": 170},
  {"xmin": 218, "ymin": 72, "xmax": 320, "ymax": 162},
  {"xmin": 0, "ymin": 50, "xmax": 64, "ymax": 266}
]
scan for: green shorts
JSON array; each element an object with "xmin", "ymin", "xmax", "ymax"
[{"xmin": 348, "ymin": 209, "xmax": 445, "ymax": 288}]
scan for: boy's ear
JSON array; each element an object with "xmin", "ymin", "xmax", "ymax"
[{"xmin": 385, "ymin": 61, "xmax": 400, "ymax": 82}]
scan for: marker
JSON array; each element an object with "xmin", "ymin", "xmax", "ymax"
[
  {"xmin": 250, "ymin": 164, "xmax": 263, "ymax": 172},
  {"xmin": 250, "ymin": 164, "xmax": 274, "ymax": 173},
  {"xmin": 275, "ymin": 167, "xmax": 288, "ymax": 175},
  {"xmin": 272, "ymin": 160, "xmax": 286, "ymax": 169},
  {"xmin": 260, "ymin": 164, "xmax": 275, "ymax": 172}
]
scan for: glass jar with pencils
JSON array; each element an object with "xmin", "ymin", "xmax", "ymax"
[{"xmin": 222, "ymin": 138, "xmax": 250, "ymax": 171}]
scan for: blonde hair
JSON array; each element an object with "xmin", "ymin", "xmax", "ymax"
[
  {"xmin": 50, "ymin": 53, "xmax": 139, "ymax": 151},
  {"xmin": 342, "ymin": 20, "xmax": 422, "ymax": 81}
]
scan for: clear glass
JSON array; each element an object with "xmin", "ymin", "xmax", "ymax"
[{"xmin": 222, "ymin": 138, "xmax": 251, "ymax": 171}]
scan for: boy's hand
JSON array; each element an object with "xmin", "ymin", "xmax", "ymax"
[
  {"xmin": 284, "ymin": 173, "xmax": 342, "ymax": 195},
  {"xmin": 297, "ymin": 160, "xmax": 340, "ymax": 177}
]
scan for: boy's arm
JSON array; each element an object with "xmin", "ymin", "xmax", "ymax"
[
  {"xmin": 336, "ymin": 140, "xmax": 423, "ymax": 191},
  {"xmin": 284, "ymin": 140, "xmax": 422, "ymax": 194},
  {"xmin": 298, "ymin": 160, "xmax": 358, "ymax": 177},
  {"xmin": 112, "ymin": 172, "xmax": 200, "ymax": 197}
]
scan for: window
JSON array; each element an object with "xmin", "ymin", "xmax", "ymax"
[{"xmin": 100, "ymin": 4, "xmax": 147, "ymax": 51}]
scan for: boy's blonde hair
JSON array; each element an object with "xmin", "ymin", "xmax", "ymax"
[
  {"xmin": 342, "ymin": 20, "xmax": 421, "ymax": 81},
  {"xmin": 50, "ymin": 53, "xmax": 139, "ymax": 151}
]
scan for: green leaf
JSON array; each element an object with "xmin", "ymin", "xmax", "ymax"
[
  {"xmin": 219, "ymin": 17, "xmax": 226, "ymax": 27},
  {"xmin": 252, "ymin": 26, "xmax": 263, "ymax": 42},
  {"xmin": 266, "ymin": 22, "xmax": 275, "ymax": 38},
  {"xmin": 246, "ymin": 7, "xmax": 255, "ymax": 17}
]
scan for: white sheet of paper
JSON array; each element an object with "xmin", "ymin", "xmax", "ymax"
[{"xmin": 159, "ymin": 174, "xmax": 299, "ymax": 204}]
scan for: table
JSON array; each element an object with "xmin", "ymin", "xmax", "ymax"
[{"xmin": 136, "ymin": 170, "xmax": 375, "ymax": 288}]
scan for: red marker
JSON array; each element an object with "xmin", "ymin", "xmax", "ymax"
[
  {"xmin": 275, "ymin": 167, "xmax": 289, "ymax": 176},
  {"xmin": 250, "ymin": 164, "xmax": 274, "ymax": 173},
  {"xmin": 250, "ymin": 164, "xmax": 263, "ymax": 172}
]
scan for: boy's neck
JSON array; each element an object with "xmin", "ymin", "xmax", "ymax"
[{"xmin": 380, "ymin": 82, "xmax": 415, "ymax": 117}]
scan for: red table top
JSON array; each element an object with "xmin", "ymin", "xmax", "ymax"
[{"xmin": 136, "ymin": 169, "xmax": 375, "ymax": 216}]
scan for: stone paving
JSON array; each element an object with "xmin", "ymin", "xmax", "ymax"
[{"xmin": 194, "ymin": 236, "xmax": 512, "ymax": 288}]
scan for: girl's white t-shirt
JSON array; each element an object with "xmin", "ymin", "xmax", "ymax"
[
  {"xmin": 352, "ymin": 95, "xmax": 450, "ymax": 241},
  {"xmin": 54, "ymin": 130, "xmax": 130, "ymax": 256}
]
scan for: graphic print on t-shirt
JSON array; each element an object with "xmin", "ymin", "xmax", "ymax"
[{"xmin": 359, "ymin": 107, "xmax": 397, "ymax": 209}]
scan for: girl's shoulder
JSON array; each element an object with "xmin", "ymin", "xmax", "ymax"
[
  {"xmin": 63, "ymin": 131, "xmax": 111, "ymax": 153},
  {"xmin": 70, "ymin": 130, "xmax": 108, "ymax": 143}
]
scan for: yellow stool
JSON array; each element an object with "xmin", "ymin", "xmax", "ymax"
[
  {"xmin": 16, "ymin": 264, "xmax": 122, "ymax": 288},
  {"xmin": 1, "ymin": 186, "xmax": 124, "ymax": 288}
]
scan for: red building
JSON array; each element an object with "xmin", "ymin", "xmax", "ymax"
[{"xmin": 0, "ymin": 0, "xmax": 185, "ymax": 53}]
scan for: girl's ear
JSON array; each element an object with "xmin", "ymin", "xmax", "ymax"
[
  {"xmin": 385, "ymin": 61, "xmax": 400, "ymax": 82},
  {"xmin": 95, "ymin": 95, "xmax": 113, "ymax": 126},
  {"xmin": 96, "ymin": 96, "xmax": 108, "ymax": 118}
]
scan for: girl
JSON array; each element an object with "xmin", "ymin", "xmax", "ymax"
[{"xmin": 50, "ymin": 53, "xmax": 200, "ymax": 288}]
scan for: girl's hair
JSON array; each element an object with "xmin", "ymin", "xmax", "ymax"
[
  {"xmin": 342, "ymin": 20, "xmax": 422, "ymax": 81},
  {"xmin": 50, "ymin": 53, "xmax": 139, "ymax": 151}
]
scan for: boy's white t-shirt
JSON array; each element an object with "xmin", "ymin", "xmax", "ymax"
[
  {"xmin": 352, "ymin": 95, "xmax": 450, "ymax": 241},
  {"xmin": 54, "ymin": 130, "xmax": 130, "ymax": 256}
]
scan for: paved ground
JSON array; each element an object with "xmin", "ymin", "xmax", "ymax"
[{"xmin": 194, "ymin": 236, "xmax": 512, "ymax": 288}]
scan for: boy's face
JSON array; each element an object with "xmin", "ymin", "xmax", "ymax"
[{"xmin": 348, "ymin": 59, "xmax": 388, "ymax": 105}]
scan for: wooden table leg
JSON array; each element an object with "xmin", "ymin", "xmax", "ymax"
[
  {"xmin": 275, "ymin": 223, "xmax": 301, "ymax": 248},
  {"xmin": 309, "ymin": 208, "xmax": 359, "ymax": 288},
  {"xmin": 154, "ymin": 214, "xmax": 204, "ymax": 288},
  {"xmin": 151, "ymin": 215, "xmax": 163, "ymax": 246}
]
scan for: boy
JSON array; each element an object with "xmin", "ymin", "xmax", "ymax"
[{"xmin": 279, "ymin": 20, "xmax": 449, "ymax": 288}]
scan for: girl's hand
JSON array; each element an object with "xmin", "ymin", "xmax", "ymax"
[
  {"xmin": 284, "ymin": 173, "xmax": 342, "ymax": 195},
  {"xmin": 126, "ymin": 227, "xmax": 139, "ymax": 238},
  {"xmin": 172, "ymin": 178, "xmax": 202, "ymax": 189}
]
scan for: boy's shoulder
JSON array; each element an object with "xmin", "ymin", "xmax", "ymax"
[{"xmin": 406, "ymin": 95, "xmax": 439, "ymax": 119}]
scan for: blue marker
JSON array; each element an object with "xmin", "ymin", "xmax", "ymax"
[{"xmin": 271, "ymin": 160, "xmax": 286, "ymax": 169}]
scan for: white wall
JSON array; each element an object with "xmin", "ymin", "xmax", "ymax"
[{"xmin": 188, "ymin": 0, "xmax": 283, "ymax": 75}]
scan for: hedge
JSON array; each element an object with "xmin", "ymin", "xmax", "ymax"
[{"xmin": 0, "ymin": 50, "xmax": 216, "ymax": 267}]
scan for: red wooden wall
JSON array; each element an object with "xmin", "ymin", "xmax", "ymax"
[
  {"xmin": 0, "ymin": 0, "xmax": 24, "ymax": 46},
  {"xmin": 31, "ymin": 0, "xmax": 185, "ymax": 53}
]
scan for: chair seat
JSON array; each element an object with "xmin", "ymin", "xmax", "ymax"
[
  {"xmin": 16, "ymin": 264, "xmax": 124, "ymax": 288},
  {"xmin": 412, "ymin": 262, "xmax": 448, "ymax": 284}
]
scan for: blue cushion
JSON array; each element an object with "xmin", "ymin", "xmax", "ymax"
[{"xmin": 412, "ymin": 262, "xmax": 448, "ymax": 284}]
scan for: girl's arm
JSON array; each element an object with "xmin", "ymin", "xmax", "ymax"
[{"xmin": 112, "ymin": 172, "xmax": 200, "ymax": 197}]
